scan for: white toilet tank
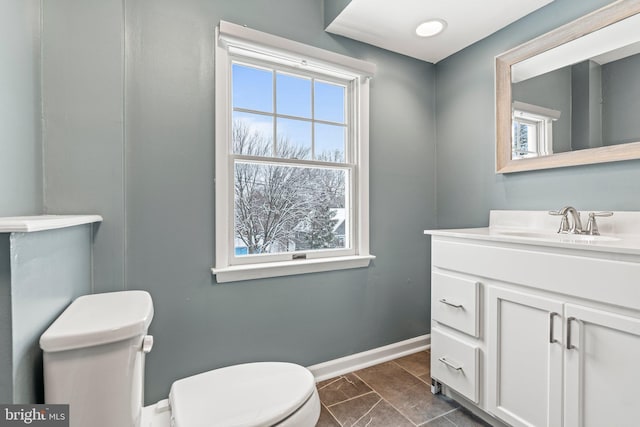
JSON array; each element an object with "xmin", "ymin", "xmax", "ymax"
[{"xmin": 40, "ymin": 291, "xmax": 154, "ymax": 427}]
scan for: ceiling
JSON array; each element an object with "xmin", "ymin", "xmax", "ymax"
[{"xmin": 325, "ymin": 0, "xmax": 555, "ymax": 64}]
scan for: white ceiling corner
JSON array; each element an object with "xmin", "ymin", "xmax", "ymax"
[{"xmin": 325, "ymin": 0, "xmax": 555, "ymax": 64}]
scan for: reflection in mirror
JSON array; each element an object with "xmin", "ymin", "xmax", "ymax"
[
  {"xmin": 511, "ymin": 43, "xmax": 640, "ymax": 160},
  {"xmin": 511, "ymin": 100, "xmax": 560, "ymax": 158},
  {"xmin": 496, "ymin": 0, "xmax": 640, "ymax": 173}
]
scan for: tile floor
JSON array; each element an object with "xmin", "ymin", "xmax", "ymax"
[{"xmin": 315, "ymin": 350, "xmax": 491, "ymax": 427}]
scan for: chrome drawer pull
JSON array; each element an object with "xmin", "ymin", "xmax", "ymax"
[
  {"xmin": 438, "ymin": 357, "xmax": 463, "ymax": 372},
  {"xmin": 439, "ymin": 298, "xmax": 464, "ymax": 309},
  {"xmin": 566, "ymin": 317, "xmax": 578, "ymax": 350},
  {"xmin": 549, "ymin": 312, "xmax": 559, "ymax": 344}
]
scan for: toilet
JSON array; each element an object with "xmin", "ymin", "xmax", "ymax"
[{"xmin": 39, "ymin": 290, "xmax": 320, "ymax": 427}]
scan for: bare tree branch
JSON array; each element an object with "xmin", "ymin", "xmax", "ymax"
[{"xmin": 233, "ymin": 120, "xmax": 345, "ymax": 254}]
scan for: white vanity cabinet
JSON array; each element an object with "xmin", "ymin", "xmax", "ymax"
[
  {"xmin": 487, "ymin": 286, "xmax": 563, "ymax": 427},
  {"xmin": 430, "ymin": 270, "xmax": 481, "ymax": 404},
  {"xmin": 563, "ymin": 304, "xmax": 640, "ymax": 427},
  {"xmin": 487, "ymin": 288, "xmax": 640, "ymax": 427},
  {"xmin": 427, "ymin": 211, "xmax": 640, "ymax": 427}
]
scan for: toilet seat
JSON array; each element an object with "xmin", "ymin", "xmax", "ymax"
[{"xmin": 168, "ymin": 362, "xmax": 317, "ymax": 427}]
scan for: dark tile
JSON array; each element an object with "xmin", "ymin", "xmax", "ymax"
[
  {"xmin": 316, "ymin": 404, "xmax": 341, "ymax": 427},
  {"xmin": 418, "ymin": 373, "xmax": 431, "ymax": 384},
  {"xmin": 351, "ymin": 399, "xmax": 415, "ymax": 427},
  {"xmin": 324, "ymin": 393, "xmax": 414, "ymax": 427},
  {"xmin": 422, "ymin": 414, "xmax": 457, "ymax": 426},
  {"xmin": 318, "ymin": 373, "xmax": 373, "ymax": 406},
  {"xmin": 316, "ymin": 377, "xmax": 338, "ymax": 389},
  {"xmin": 329, "ymin": 392, "xmax": 381, "ymax": 426},
  {"xmin": 353, "ymin": 361, "xmax": 458, "ymax": 425},
  {"xmin": 444, "ymin": 407, "xmax": 493, "ymax": 427},
  {"xmin": 394, "ymin": 350, "xmax": 430, "ymax": 378}
]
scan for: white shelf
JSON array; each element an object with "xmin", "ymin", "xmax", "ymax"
[{"xmin": 0, "ymin": 215, "xmax": 103, "ymax": 233}]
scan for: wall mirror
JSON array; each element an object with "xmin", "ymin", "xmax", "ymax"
[{"xmin": 496, "ymin": 0, "xmax": 640, "ymax": 173}]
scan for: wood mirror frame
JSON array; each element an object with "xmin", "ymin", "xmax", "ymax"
[{"xmin": 496, "ymin": 0, "xmax": 640, "ymax": 173}]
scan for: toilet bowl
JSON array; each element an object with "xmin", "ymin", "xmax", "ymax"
[{"xmin": 39, "ymin": 291, "xmax": 320, "ymax": 427}]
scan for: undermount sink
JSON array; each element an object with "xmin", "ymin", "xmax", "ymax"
[{"xmin": 494, "ymin": 230, "xmax": 621, "ymax": 242}]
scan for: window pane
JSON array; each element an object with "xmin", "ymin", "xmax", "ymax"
[
  {"xmin": 277, "ymin": 118, "xmax": 311, "ymax": 159},
  {"xmin": 315, "ymin": 123, "xmax": 345, "ymax": 162},
  {"xmin": 234, "ymin": 161, "xmax": 348, "ymax": 255},
  {"xmin": 232, "ymin": 64, "xmax": 273, "ymax": 113},
  {"xmin": 233, "ymin": 111, "xmax": 273, "ymax": 156},
  {"xmin": 512, "ymin": 120, "xmax": 538, "ymax": 159},
  {"xmin": 277, "ymin": 72, "xmax": 311, "ymax": 118},
  {"xmin": 314, "ymin": 81, "xmax": 345, "ymax": 123}
]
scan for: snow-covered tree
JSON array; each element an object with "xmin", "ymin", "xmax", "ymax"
[{"xmin": 233, "ymin": 120, "xmax": 345, "ymax": 254}]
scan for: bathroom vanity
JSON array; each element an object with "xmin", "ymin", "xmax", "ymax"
[{"xmin": 425, "ymin": 210, "xmax": 640, "ymax": 427}]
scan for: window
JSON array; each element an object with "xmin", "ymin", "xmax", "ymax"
[
  {"xmin": 512, "ymin": 101, "xmax": 560, "ymax": 159},
  {"xmin": 213, "ymin": 22, "xmax": 375, "ymax": 282},
  {"xmin": 231, "ymin": 64, "xmax": 349, "ymax": 257}
]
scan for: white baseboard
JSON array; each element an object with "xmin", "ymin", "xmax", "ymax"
[{"xmin": 307, "ymin": 334, "xmax": 431, "ymax": 382}]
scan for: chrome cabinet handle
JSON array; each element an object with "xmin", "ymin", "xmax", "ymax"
[
  {"xmin": 439, "ymin": 299, "xmax": 463, "ymax": 309},
  {"xmin": 566, "ymin": 317, "xmax": 578, "ymax": 350},
  {"xmin": 549, "ymin": 312, "xmax": 559, "ymax": 344},
  {"xmin": 438, "ymin": 357, "xmax": 463, "ymax": 372}
]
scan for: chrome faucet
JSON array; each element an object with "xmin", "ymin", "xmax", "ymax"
[
  {"xmin": 585, "ymin": 211, "xmax": 614, "ymax": 235},
  {"xmin": 549, "ymin": 206, "xmax": 584, "ymax": 234}
]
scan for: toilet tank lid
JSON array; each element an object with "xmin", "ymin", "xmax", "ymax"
[{"xmin": 40, "ymin": 291, "xmax": 154, "ymax": 352}]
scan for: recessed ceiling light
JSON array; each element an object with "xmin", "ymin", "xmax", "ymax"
[{"xmin": 415, "ymin": 19, "xmax": 447, "ymax": 38}]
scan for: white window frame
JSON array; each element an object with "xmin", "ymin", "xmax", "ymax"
[
  {"xmin": 229, "ymin": 61, "xmax": 354, "ymax": 266},
  {"xmin": 512, "ymin": 101, "xmax": 560, "ymax": 158},
  {"xmin": 212, "ymin": 21, "xmax": 376, "ymax": 283}
]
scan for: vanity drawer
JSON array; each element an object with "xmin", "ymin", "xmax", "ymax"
[
  {"xmin": 432, "ymin": 271, "xmax": 480, "ymax": 337},
  {"xmin": 431, "ymin": 327, "xmax": 480, "ymax": 404}
]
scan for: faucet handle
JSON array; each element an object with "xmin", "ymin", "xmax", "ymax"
[
  {"xmin": 549, "ymin": 210, "xmax": 570, "ymax": 233},
  {"xmin": 558, "ymin": 216, "xmax": 570, "ymax": 233},
  {"xmin": 585, "ymin": 211, "xmax": 613, "ymax": 236}
]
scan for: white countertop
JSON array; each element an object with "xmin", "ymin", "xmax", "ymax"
[
  {"xmin": 425, "ymin": 210, "xmax": 640, "ymax": 256},
  {"xmin": 0, "ymin": 215, "xmax": 103, "ymax": 233}
]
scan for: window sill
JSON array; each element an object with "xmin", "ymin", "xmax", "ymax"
[{"xmin": 212, "ymin": 254, "xmax": 375, "ymax": 283}]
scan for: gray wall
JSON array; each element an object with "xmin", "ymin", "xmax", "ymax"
[
  {"xmin": 602, "ymin": 53, "xmax": 640, "ymax": 146},
  {"xmin": 571, "ymin": 60, "xmax": 603, "ymax": 150},
  {"xmin": 43, "ymin": 0, "xmax": 437, "ymax": 404},
  {"xmin": 10, "ymin": 227, "xmax": 93, "ymax": 403},
  {"xmin": 435, "ymin": 0, "xmax": 640, "ymax": 228},
  {"xmin": 0, "ymin": 0, "xmax": 42, "ymax": 216},
  {"xmin": 0, "ymin": 235, "xmax": 11, "ymax": 403},
  {"xmin": 0, "ymin": 226, "xmax": 93, "ymax": 404},
  {"xmin": 42, "ymin": 0, "xmax": 126, "ymax": 294}
]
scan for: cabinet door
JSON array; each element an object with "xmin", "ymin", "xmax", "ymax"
[
  {"xmin": 488, "ymin": 287, "xmax": 563, "ymax": 427},
  {"xmin": 564, "ymin": 304, "xmax": 640, "ymax": 427}
]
